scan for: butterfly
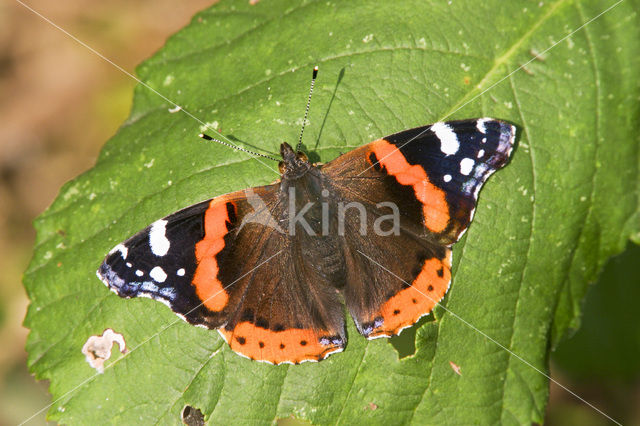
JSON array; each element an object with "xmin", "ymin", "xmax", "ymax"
[{"xmin": 97, "ymin": 72, "xmax": 515, "ymax": 365}]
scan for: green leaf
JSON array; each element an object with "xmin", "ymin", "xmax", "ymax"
[{"xmin": 24, "ymin": 0, "xmax": 639, "ymax": 424}]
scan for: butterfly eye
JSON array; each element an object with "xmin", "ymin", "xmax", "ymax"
[
  {"xmin": 296, "ymin": 152, "xmax": 308, "ymax": 162},
  {"xmin": 278, "ymin": 161, "xmax": 286, "ymax": 174}
]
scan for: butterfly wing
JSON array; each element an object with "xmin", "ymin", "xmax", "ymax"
[
  {"xmin": 322, "ymin": 118, "xmax": 515, "ymax": 337},
  {"xmin": 98, "ymin": 185, "xmax": 346, "ymax": 364},
  {"xmin": 213, "ymin": 188, "xmax": 346, "ymax": 364},
  {"xmin": 339, "ymin": 211, "xmax": 453, "ymax": 339}
]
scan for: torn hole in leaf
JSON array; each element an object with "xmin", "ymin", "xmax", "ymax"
[
  {"xmin": 388, "ymin": 314, "xmax": 432, "ymax": 358},
  {"xmin": 81, "ymin": 328, "xmax": 126, "ymax": 373},
  {"xmin": 181, "ymin": 405, "xmax": 205, "ymax": 426}
]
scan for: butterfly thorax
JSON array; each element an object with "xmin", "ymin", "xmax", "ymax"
[{"xmin": 278, "ymin": 142, "xmax": 312, "ymax": 180}]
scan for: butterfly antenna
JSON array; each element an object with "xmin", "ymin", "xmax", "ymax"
[
  {"xmin": 296, "ymin": 66, "xmax": 318, "ymax": 153},
  {"xmin": 198, "ymin": 133, "xmax": 280, "ymax": 162}
]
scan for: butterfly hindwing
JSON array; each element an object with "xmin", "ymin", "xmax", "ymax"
[
  {"xmin": 211, "ymin": 186, "xmax": 346, "ymax": 364},
  {"xmin": 338, "ymin": 206, "xmax": 453, "ymax": 338}
]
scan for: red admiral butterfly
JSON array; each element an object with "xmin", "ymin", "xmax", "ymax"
[{"xmin": 98, "ymin": 69, "xmax": 515, "ymax": 364}]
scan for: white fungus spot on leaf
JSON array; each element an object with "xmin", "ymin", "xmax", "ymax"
[
  {"xmin": 163, "ymin": 74, "xmax": 175, "ymax": 86},
  {"xmin": 82, "ymin": 329, "xmax": 127, "ymax": 374},
  {"xmin": 199, "ymin": 121, "xmax": 219, "ymax": 133}
]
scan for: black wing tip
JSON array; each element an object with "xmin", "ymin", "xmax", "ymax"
[
  {"xmin": 492, "ymin": 119, "xmax": 518, "ymax": 163},
  {"xmin": 97, "ymin": 261, "xmax": 133, "ymax": 297}
]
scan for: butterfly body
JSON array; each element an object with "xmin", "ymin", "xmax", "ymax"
[{"xmin": 98, "ymin": 119, "xmax": 515, "ymax": 364}]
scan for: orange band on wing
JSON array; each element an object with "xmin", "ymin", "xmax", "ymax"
[
  {"xmin": 368, "ymin": 253, "xmax": 452, "ymax": 338},
  {"xmin": 372, "ymin": 140, "xmax": 449, "ymax": 233},
  {"xmin": 193, "ymin": 199, "xmax": 233, "ymax": 312},
  {"xmin": 219, "ymin": 322, "xmax": 343, "ymax": 365}
]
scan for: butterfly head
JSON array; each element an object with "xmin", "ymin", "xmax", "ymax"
[{"xmin": 278, "ymin": 142, "xmax": 310, "ymax": 179}]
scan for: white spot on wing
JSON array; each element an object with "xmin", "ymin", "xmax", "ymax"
[
  {"xmin": 149, "ymin": 220, "xmax": 170, "ymax": 257},
  {"xmin": 460, "ymin": 158, "xmax": 475, "ymax": 175},
  {"xmin": 444, "ymin": 174, "xmax": 452, "ymax": 183},
  {"xmin": 109, "ymin": 244, "xmax": 128, "ymax": 259},
  {"xmin": 177, "ymin": 268, "xmax": 186, "ymax": 276},
  {"xmin": 477, "ymin": 149, "xmax": 485, "ymax": 158},
  {"xmin": 477, "ymin": 117, "xmax": 490, "ymax": 134},
  {"xmin": 431, "ymin": 122, "xmax": 459, "ymax": 155},
  {"xmin": 135, "ymin": 270, "xmax": 144, "ymax": 277},
  {"xmin": 150, "ymin": 266, "xmax": 167, "ymax": 283}
]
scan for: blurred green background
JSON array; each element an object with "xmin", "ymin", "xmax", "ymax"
[{"xmin": 1, "ymin": 1, "xmax": 637, "ymax": 424}]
